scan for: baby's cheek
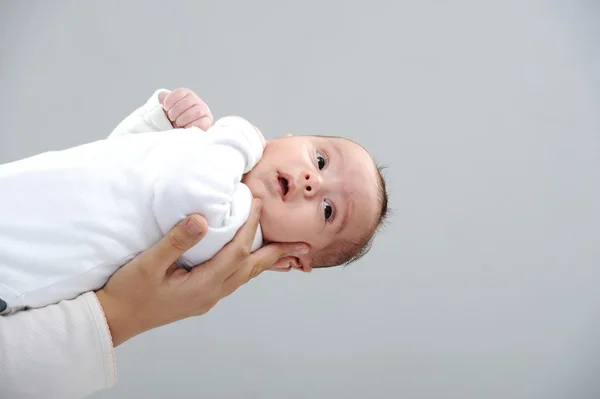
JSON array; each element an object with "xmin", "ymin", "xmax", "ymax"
[
  {"xmin": 260, "ymin": 216, "xmax": 289, "ymax": 243},
  {"xmin": 262, "ymin": 214, "xmax": 307, "ymax": 243},
  {"xmin": 276, "ymin": 223, "xmax": 304, "ymax": 242},
  {"xmin": 261, "ymin": 201, "xmax": 322, "ymax": 244}
]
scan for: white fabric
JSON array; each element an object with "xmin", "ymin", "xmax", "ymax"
[
  {"xmin": 0, "ymin": 291, "xmax": 116, "ymax": 399},
  {"xmin": 0, "ymin": 90, "xmax": 264, "ymax": 398},
  {"xmin": 0, "ymin": 89, "xmax": 264, "ymax": 312}
]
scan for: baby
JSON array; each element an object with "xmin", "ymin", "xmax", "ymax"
[{"xmin": 0, "ymin": 88, "xmax": 388, "ymax": 314}]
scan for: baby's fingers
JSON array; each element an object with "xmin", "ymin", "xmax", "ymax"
[
  {"xmin": 185, "ymin": 116, "xmax": 212, "ymax": 131},
  {"xmin": 167, "ymin": 97, "xmax": 196, "ymax": 125},
  {"xmin": 176, "ymin": 103, "xmax": 213, "ymax": 130},
  {"xmin": 158, "ymin": 91, "xmax": 168, "ymax": 106},
  {"xmin": 162, "ymin": 88, "xmax": 189, "ymax": 112}
]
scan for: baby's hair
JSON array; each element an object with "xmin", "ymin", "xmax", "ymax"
[{"xmin": 311, "ymin": 160, "xmax": 389, "ymax": 268}]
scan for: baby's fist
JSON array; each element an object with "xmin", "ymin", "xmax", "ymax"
[{"xmin": 159, "ymin": 88, "xmax": 213, "ymax": 131}]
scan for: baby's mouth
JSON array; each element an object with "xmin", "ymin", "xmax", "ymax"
[{"xmin": 277, "ymin": 175, "xmax": 289, "ymax": 199}]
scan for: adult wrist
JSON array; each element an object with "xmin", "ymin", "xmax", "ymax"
[{"xmin": 95, "ymin": 289, "xmax": 142, "ymax": 347}]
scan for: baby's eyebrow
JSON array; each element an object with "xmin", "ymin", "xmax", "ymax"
[{"xmin": 331, "ymin": 139, "xmax": 344, "ymax": 165}]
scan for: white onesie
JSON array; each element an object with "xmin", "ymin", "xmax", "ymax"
[{"xmin": 0, "ymin": 89, "xmax": 264, "ymax": 313}]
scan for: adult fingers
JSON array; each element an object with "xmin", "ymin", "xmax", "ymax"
[
  {"xmin": 270, "ymin": 267, "xmax": 292, "ymax": 272},
  {"xmin": 220, "ymin": 241, "xmax": 308, "ymax": 297},
  {"xmin": 192, "ymin": 199, "xmax": 262, "ymax": 281},
  {"xmin": 269, "ymin": 256, "xmax": 299, "ymax": 271},
  {"xmin": 268, "ymin": 258, "xmax": 294, "ymax": 272},
  {"xmin": 138, "ymin": 214, "xmax": 208, "ymax": 278},
  {"xmin": 175, "ymin": 103, "xmax": 212, "ymax": 129},
  {"xmin": 249, "ymin": 241, "xmax": 308, "ymax": 276}
]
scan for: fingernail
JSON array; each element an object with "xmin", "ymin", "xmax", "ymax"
[
  {"xmin": 186, "ymin": 217, "xmax": 203, "ymax": 235},
  {"xmin": 253, "ymin": 199, "xmax": 262, "ymax": 213}
]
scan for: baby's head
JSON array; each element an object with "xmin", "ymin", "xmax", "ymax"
[{"xmin": 243, "ymin": 133, "xmax": 389, "ymax": 272}]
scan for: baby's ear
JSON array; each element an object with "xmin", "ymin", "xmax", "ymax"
[
  {"xmin": 267, "ymin": 255, "xmax": 312, "ymax": 273},
  {"xmin": 296, "ymin": 255, "xmax": 313, "ymax": 273}
]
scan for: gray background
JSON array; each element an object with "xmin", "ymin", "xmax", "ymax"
[{"xmin": 1, "ymin": 1, "xmax": 599, "ymax": 398}]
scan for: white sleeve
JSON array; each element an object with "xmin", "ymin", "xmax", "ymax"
[
  {"xmin": 0, "ymin": 292, "xmax": 117, "ymax": 399},
  {"xmin": 152, "ymin": 116, "xmax": 264, "ymax": 266},
  {"xmin": 108, "ymin": 89, "xmax": 174, "ymax": 138}
]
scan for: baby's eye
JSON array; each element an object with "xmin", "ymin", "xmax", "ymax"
[
  {"xmin": 323, "ymin": 200, "xmax": 333, "ymax": 220},
  {"xmin": 316, "ymin": 152, "xmax": 326, "ymax": 170}
]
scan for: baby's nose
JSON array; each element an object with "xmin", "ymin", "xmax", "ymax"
[{"xmin": 302, "ymin": 172, "xmax": 322, "ymax": 196}]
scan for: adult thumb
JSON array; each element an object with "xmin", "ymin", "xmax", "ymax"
[{"xmin": 138, "ymin": 214, "xmax": 208, "ymax": 276}]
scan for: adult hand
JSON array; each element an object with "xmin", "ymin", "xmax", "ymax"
[
  {"xmin": 95, "ymin": 199, "xmax": 308, "ymax": 346},
  {"xmin": 158, "ymin": 87, "xmax": 213, "ymax": 130}
]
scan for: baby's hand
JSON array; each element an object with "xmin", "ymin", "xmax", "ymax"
[{"xmin": 158, "ymin": 88, "xmax": 213, "ymax": 131}]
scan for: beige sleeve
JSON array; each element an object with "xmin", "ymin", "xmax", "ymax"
[{"xmin": 0, "ymin": 292, "xmax": 117, "ymax": 399}]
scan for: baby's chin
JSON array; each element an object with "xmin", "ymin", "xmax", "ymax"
[{"xmin": 252, "ymin": 196, "xmax": 301, "ymax": 244}]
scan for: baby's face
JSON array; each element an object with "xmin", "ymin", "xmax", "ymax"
[{"xmin": 242, "ymin": 134, "xmax": 380, "ymax": 272}]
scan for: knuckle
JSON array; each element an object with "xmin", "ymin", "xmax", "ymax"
[
  {"xmin": 204, "ymin": 291, "xmax": 220, "ymax": 308},
  {"xmin": 203, "ymin": 268, "xmax": 216, "ymax": 284},
  {"xmin": 248, "ymin": 264, "xmax": 261, "ymax": 279},
  {"xmin": 237, "ymin": 244, "xmax": 252, "ymax": 259},
  {"xmin": 169, "ymin": 89, "xmax": 181, "ymax": 99},
  {"xmin": 210, "ymin": 296, "xmax": 220, "ymax": 308},
  {"xmin": 173, "ymin": 89, "xmax": 186, "ymax": 100},
  {"xmin": 168, "ymin": 232, "xmax": 188, "ymax": 251},
  {"xmin": 137, "ymin": 264, "xmax": 154, "ymax": 280},
  {"xmin": 196, "ymin": 100, "xmax": 208, "ymax": 110}
]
